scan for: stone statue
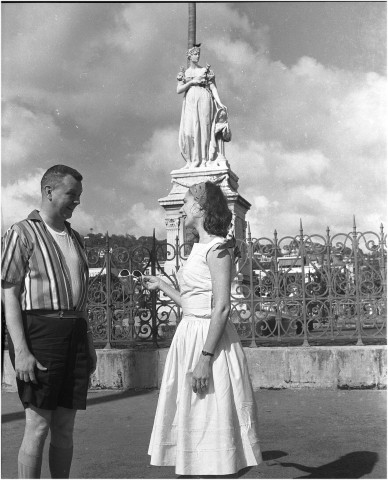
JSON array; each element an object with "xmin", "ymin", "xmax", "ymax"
[
  {"xmin": 177, "ymin": 44, "xmax": 230, "ymax": 169},
  {"xmin": 209, "ymin": 106, "xmax": 231, "ymax": 165}
]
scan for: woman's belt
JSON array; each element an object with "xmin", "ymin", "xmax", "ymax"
[
  {"xmin": 26, "ymin": 310, "xmax": 87, "ymax": 319},
  {"xmin": 182, "ymin": 313, "xmax": 212, "ymax": 319}
]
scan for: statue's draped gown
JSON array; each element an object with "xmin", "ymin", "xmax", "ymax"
[
  {"xmin": 178, "ymin": 67, "xmax": 216, "ymax": 167},
  {"xmin": 148, "ymin": 237, "xmax": 262, "ymax": 475}
]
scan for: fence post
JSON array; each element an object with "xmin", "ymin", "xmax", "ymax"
[
  {"xmin": 151, "ymin": 230, "xmax": 158, "ymax": 348},
  {"xmin": 325, "ymin": 226, "xmax": 335, "ymax": 340},
  {"xmin": 175, "ymin": 235, "xmax": 182, "ymax": 326},
  {"xmin": 127, "ymin": 258, "xmax": 137, "ymax": 347},
  {"xmin": 299, "ymin": 220, "xmax": 310, "ymax": 347},
  {"xmin": 104, "ymin": 231, "xmax": 112, "ymax": 349},
  {"xmin": 273, "ymin": 229, "xmax": 281, "ymax": 342},
  {"xmin": 352, "ymin": 217, "xmax": 364, "ymax": 346},
  {"xmin": 380, "ymin": 223, "xmax": 386, "ymax": 300},
  {"xmin": 175, "ymin": 234, "xmax": 181, "ymax": 273},
  {"xmin": 247, "ymin": 224, "xmax": 257, "ymax": 347}
]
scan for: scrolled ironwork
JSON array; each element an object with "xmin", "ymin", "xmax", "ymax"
[
  {"xmin": 86, "ymin": 223, "xmax": 386, "ymax": 347},
  {"xmin": 86, "ymin": 246, "xmax": 105, "ymax": 266},
  {"xmin": 156, "ymin": 242, "xmax": 177, "ymax": 263}
]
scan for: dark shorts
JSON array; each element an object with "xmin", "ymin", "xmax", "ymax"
[{"xmin": 8, "ymin": 312, "xmax": 90, "ymax": 411}]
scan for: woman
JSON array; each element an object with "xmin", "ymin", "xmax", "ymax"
[
  {"xmin": 145, "ymin": 182, "xmax": 262, "ymax": 476},
  {"xmin": 177, "ymin": 45, "xmax": 226, "ymax": 168}
]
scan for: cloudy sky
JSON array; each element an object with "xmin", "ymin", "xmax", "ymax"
[{"xmin": 2, "ymin": 1, "xmax": 386, "ymax": 240}]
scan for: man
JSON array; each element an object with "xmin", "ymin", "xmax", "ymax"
[{"xmin": 2, "ymin": 165, "xmax": 97, "ymax": 479}]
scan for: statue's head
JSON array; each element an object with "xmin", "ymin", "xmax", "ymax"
[{"xmin": 186, "ymin": 44, "xmax": 201, "ymax": 59}]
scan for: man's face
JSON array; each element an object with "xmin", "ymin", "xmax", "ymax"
[{"xmin": 50, "ymin": 175, "xmax": 83, "ymax": 220}]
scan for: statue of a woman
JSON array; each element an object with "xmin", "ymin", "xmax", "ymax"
[{"xmin": 177, "ymin": 45, "xmax": 227, "ymax": 168}]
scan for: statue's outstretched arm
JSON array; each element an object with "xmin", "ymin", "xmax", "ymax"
[
  {"xmin": 209, "ymin": 83, "xmax": 226, "ymax": 110},
  {"xmin": 177, "ymin": 81, "xmax": 191, "ymax": 94}
]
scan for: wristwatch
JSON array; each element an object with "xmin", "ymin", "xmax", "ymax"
[{"xmin": 202, "ymin": 350, "xmax": 214, "ymax": 357}]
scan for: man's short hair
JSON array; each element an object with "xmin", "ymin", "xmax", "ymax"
[{"xmin": 41, "ymin": 165, "xmax": 83, "ymax": 192}]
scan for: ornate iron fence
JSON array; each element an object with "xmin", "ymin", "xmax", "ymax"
[{"xmin": 87, "ymin": 220, "xmax": 386, "ymax": 348}]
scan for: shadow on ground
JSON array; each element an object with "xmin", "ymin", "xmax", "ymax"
[
  {"xmin": 177, "ymin": 451, "xmax": 289, "ymax": 479},
  {"xmin": 279, "ymin": 451, "xmax": 378, "ymax": 478},
  {"xmin": 176, "ymin": 451, "xmax": 379, "ymax": 479}
]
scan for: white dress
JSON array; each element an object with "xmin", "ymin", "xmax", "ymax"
[{"xmin": 148, "ymin": 237, "xmax": 262, "ymax": 476}]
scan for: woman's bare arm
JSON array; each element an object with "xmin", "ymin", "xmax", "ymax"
[
  {"xmin": 143, "ymin": 275, "xmax": 182, "ymax": 307},
  {"xmin": 191, "ymin": 247, "xmax": 231, "ymax": 394}
]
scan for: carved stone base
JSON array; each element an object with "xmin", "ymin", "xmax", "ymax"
[{"xmin": 159, "ymin": 165, "xmax": 251, "ymax": 274}]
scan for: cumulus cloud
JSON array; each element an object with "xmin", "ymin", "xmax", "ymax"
[
  {"xmin": 1, "ymin": 3, "xmax": 386, "ymax": 240},
  {"xmin": 107, "ymin": 202, "xmax": 165, "ymax": 238},
  {"xmin": 123, "ymin": 127, "xmax": 181, "ymax": 192},
  {"xmin": 1, "ymin": 171, "xmax": 43, "ymax": 229},
  {"xmin": 2, "ymin": 103, "xmax": 61, "ymax": 166},
  {"xmin": 69, "ymin": 209, "xmax": 100, "ymax": 236},
  {"xmin": 253, "ymin": 195, "xmax": 270, "ymax": 210}
]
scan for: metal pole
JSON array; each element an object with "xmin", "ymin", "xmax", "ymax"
[
  {"xmin": 273, "ymin": 229, "xmax": 281, "ymax": 342},
  {"xmin": 300, "ymin": 220, "xmax": 310, "ymax": 347},
  {"xmin": 187, "ymin": 3, "xmax": 196, "ymax": 68},
  {"xmin": 175, "ymin": 234, "xmax": 180, "ymax": 273},
  {"xmin": 128, "ymin": 257, "xmax": 136, "ymax": 347},
  {"xmin": 352, "ymin": 216, "xmax": 364, "ymax": 346},
  {"xmin": 326, "ymin": 226, "xmax": 335, "ymax": 340},
  {"xmin": 274, "ymin": 231, "xmax": 283, "ymax": 342},
  {"xmin": 247, "ymin": 223, "xmax": 257, "ymax": 347},
  {"xmin": 104, "ymin": 231, "xmax": 112, "ymax": 349},
  {"xmin": 188, "ymin": 3, "xmax": 196, "ymax": 49},
  {"xmin": 379, "ymin": 223, "xmax": 386, "ymax": 299},
  {"xmin": 151, "ymin": 229, "xmax": 158, "ymax": 347},
  {"xmin": 175, "ymin": 234, "xmax": 182, "ymax": 326}
]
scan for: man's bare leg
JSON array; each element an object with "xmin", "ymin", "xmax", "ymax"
[
  {"xmin": 49, "ymin": 407, "xmax": 77, "ymax": 479},
  {"xmin": 18, "ymin": 406, "xmax": 52, "ymax": 479}
]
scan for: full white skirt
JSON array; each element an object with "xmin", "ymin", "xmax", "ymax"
[{"xmin": 148, "ymin": 316, "xmax": 262, "ymax": 475}]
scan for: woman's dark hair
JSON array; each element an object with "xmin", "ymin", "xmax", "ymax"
[{"xmin": 201, "ymin": 182, "xmax": 232, "ymax": 237}]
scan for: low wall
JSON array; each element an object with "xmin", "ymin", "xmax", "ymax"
[
  {"xmin": 244, "ymin": 345, "xmax": 387, "ymax": 389},
  {"xmin": 2, "ymin": 345, "xmax": 386, "ymax": 392}
]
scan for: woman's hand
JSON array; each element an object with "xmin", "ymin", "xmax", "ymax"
[
  {"xmin": 216, "ymin": 102, "xmax": 227, "ymax": 111},
  {"xmin": 191, "ymin": 356, "xmax": 212, "ymax": 395},
  {"xmin": 177, "ymin": 75, "xmax": 205, "ymax": 94},
  {"xmin": 142, "ymin": 275, "xmax": 161, "ymax": 291},
  {"xmin": 191, "ymin": 75, "xmax": 206, "ymax": 86}
]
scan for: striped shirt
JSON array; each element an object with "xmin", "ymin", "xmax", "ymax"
[{"xmin": 1, "ymin": 210, "xmax": 89, "ymax": 311}]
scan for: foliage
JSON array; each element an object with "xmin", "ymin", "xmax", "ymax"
[{"xmin": 85, "ymin": 232, "xmax": 166, "ymax": 249}]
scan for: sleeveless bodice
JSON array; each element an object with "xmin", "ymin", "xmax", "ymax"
[{"xmin": 177, "ymin": 237, "xmax": 224, "ymax": 317}]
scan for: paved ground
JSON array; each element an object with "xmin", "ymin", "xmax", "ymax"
[{"xmin": 1, "ymin": 388, "xmax": 386, "ymax": 479}]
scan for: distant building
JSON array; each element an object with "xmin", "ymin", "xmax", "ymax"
[{"xmin": 89, "ymin": 267, "xmax": 106, "ymax": 278}]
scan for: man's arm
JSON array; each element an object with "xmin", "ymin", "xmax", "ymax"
[{"xmin": 2, "ymin": 281, "xmax": 46, "ymax": 383}]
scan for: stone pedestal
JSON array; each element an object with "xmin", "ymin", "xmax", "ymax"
[{"xmin": 159, "ymin": 164, "xmax": 251, "ymax": 274}]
